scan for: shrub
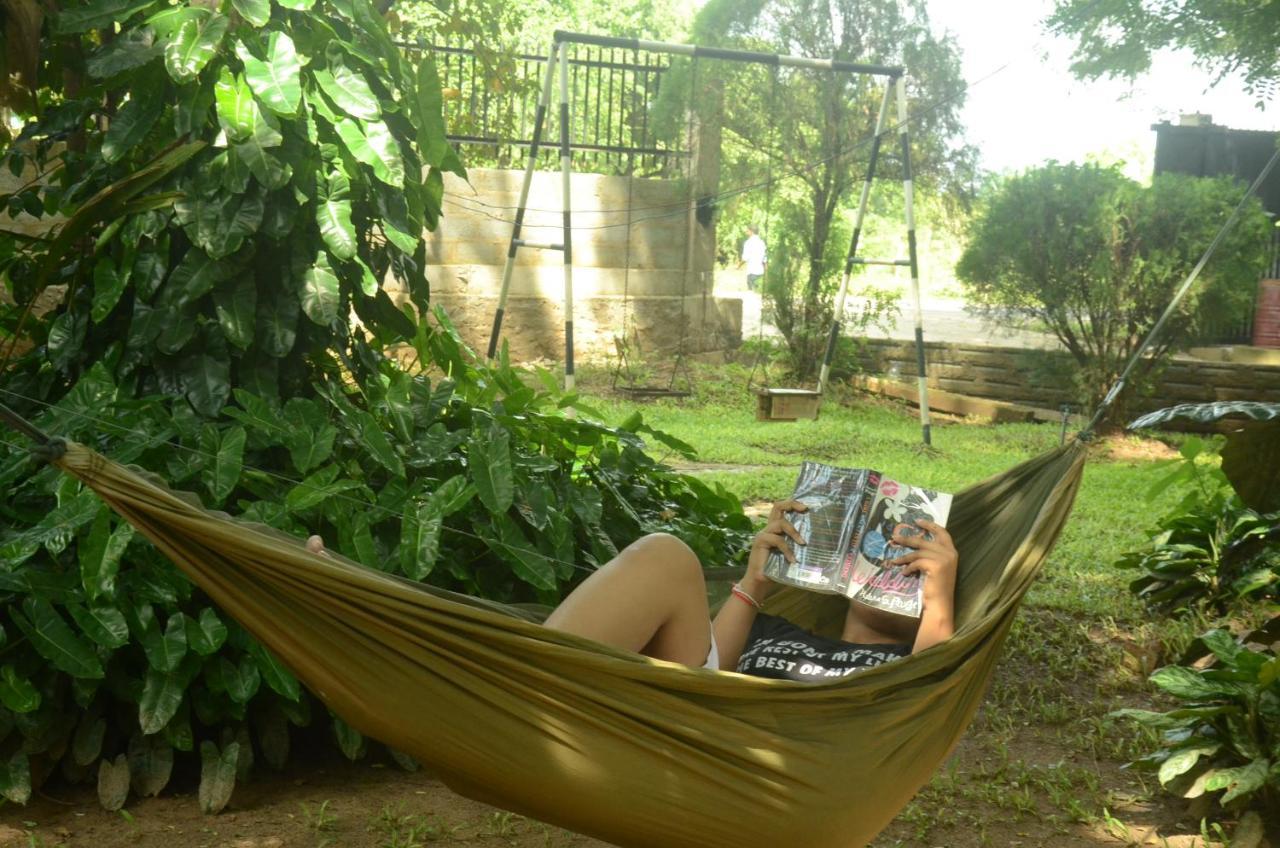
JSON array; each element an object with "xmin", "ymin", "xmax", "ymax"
[
  {"xmin": 0, "ymin": 316, "xmax": 753, "ymax": 809},
  {"xmin": 1112, "ymin": 629, "xmax": 1279, "ymax": 815}
]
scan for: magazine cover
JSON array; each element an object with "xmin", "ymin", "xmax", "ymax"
[
  {"xmin": 762, "ymin": 463, "xmax": 952, "ymax": 618},
  {"xmin": 841, "ymin": 477, "xmax": 953, "ymax": 617},
  {"xmin": 762, "ymin": 462, "xmax": 868, "ymax": 590}
]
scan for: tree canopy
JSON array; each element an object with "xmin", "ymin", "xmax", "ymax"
[
  {"xmin": 956, "ymin": 161, "xmax": 1272, "ymax": 417},
  {"xmin": 1047, "ymin": 0, "xmax": 1280, "ymax": 104},
  {"xmin": 690, "ymin": 0, "xmax": 971, "ymax": 375}
]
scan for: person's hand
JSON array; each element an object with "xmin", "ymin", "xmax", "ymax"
[
  {"xmin": 743, "ymin": 499, "xmax": 808, "ymax": 601},
  {"xmin": 889, "ymin": 519, "xmax": 957, "ymax": 599}
]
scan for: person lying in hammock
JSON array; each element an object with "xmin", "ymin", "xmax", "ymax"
[{"xmin": 306, "ymin": 500, "xmax": 958, "ymax": 681}]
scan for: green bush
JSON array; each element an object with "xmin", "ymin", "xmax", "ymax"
[
  {"xmin": 1112, "ymin": 629, "xmax": 1279, "ymax": 815},
  {"xmin": 0, "ymin": 0, "xmax": 752, "ymax": 812},
  {"xmin": 0, "ymin": 316, "xmax": 753, "ymax": 809},
  {"xmin": 1118, "ymin": 405, "xmax": 1280, "ymax": 614}
]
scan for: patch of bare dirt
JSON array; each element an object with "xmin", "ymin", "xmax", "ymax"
[{"xmin": 1092, "ymin": 434, "xmax": 1181, "ymax": 463}]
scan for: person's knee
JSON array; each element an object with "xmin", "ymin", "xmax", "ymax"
[{"xmin": 631, "ymin": 533, "xmax": 702, "ymax": 582}]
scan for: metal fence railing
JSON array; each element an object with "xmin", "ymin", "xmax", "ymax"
[{"xmin": 399, "ymin": 40, "xmax": 688, "ymax": 176}]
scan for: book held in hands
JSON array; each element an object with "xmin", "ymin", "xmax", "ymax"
[{"xmin": 763, "ymin": 461, "xmax": 953, "ymax": 618}]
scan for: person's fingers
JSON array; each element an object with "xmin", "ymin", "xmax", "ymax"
[
  {"xmin": 306, "ymin": 535, "xmax": 325, "ymax": 553},
  {"xmin": 769, "ymin": 499, "xmax": 809, "ymax": 520},
  {"xmin": 759, "ymin": 532, "xmax": 796, "ymax": 564},
  {"xmin": 768, "ymin": 518, "xmax": 806, "ymax": 546},
  {"xmin": 916, "ymin": 518, "xmax": 952, "ymax": 544},
  {"xmin": 890, "ymin": 550, "xmax": 928, "ymax": 566},
  {"xmin": 900, "ymin": 561, "xmax": 923, "ymax": 576},
  {"xmin": 891, "ymin": 529, "xmax": 925, "ymax": 549}
]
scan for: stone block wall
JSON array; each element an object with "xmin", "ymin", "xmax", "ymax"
[
  {"xmin": 408, "ymin": 168, "xmax": 742, "ymax": 361},
  {"xmin": 857, "ymin": 338, "xmax": 1280, "ymax": 415}
]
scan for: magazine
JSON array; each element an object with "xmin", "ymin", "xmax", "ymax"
[{"xmin": 762, "ymin": 461, "xmax": 953, "ymax": 618}]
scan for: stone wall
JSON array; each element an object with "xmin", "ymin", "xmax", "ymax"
[
  {"xmin": 411, "ymin": 168, "xmax": 742, "ymax": 362},
  {"xmin": 857, "ymin": 338, "xmax": 1280, "ymax": 414}
]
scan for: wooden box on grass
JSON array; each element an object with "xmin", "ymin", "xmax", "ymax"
[{"xmin": 755, "ymin": 388, "xmax": 821, "ymax": 421}]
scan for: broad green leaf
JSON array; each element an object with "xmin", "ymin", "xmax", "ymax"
[
  {"xmin": 141, "ymin": 613, "xmax": 187, "ymax": 673},
  {"xmin": 164, "ymin": 13, "xmax": 228, "ymax": 83},
  {"xmin": 67, "ymin": 604, "xmax": 130, "ymax": 649},
  {"xmin": 208, "ymin": 426, "xmax": 246, "ymax": 502},
  {"xmin": 255, "ymin": 706, "xmax": 290, "ymax": 769},
  {"xmin": 128, "ymin": 732, "xmax": 174, "ymax": 797},
  {"xmin": 73, "ymin": 716, "xmax": 107, "ymax": 765},
  {"xmin": 14, "ymin": 598, "xmax": 104, "ymax": 679},
  {"xmin": 215, "ymin": 68, "xmax": 258, "ymax": 142},
  {"xmin": 198, "ymin": 741, "xmax": 238, "ymax": 814},
  {"xmin": 248, "ymin": 641, "xmax": 301, "ymax": 702},
  {"xmin": 220, "ymin": 656, "xmax": 260, "ymax": 703},
  {"xmin": 276, "ymin": 0, "xmax": 315, "ymax": 7},
  {"xmin": 331, "ymin": 716, "xmax": 365, "ymax": 761},
  {"xmin": 400, "ymin": 499, "xmax": 442, "ymax": 580},
  {"xmin": 1151, "ymin": 665, "xmax": 1243, "ymax": 701},
  {"xmin": 0, "ymin": 752, "xmax": 31, "ymax": 805},
  {"xmin": 91, "ymin": 258, "xmax": 127, "ymax": 323},
  {"xmin": 375, "ymin": 186, "xmax": 419, "ymax": 254},
  {"xmin": 1205, "ymin": 759, "xmax": 1270, "ymax": 804},
  {"xmin": 88, "ymin": 27, "xmax": 161, "ymax": 77},
  {"xmin": 285, "ymin": 464, "xmax": 361, "ymax": 510},
  {"xmin": 238, "ymin": 33, "xmax": 300, "ymax": 115},
  {"xmin": 414, "ymin": 54, "xmax": 451, "ymax": 168},
  {"xmin": 97, "ymin": 755, "xmax": 130, "ymax": 811},
  {"xmin": 257, "ymin": 285, "xmax": 299, "ymax": 357},
  {"xmin": 316, "ymin": 169, "xmax": 357, "ymax": 260},
  {"xmin": 163, "ymin": 246, "xmax": 233, "ymax": 303},
  {"xmin": 301, "ymin": 251, "xmax": 341, "ymax": 325},
  {"xmin": 0, "ymin": 665, "xmax": 40, "ymax": 713},
  {"xmin": 313, "ymin": 63, "xmax": 381, "ymax": 121},
  {"xmin": 470, "ymin": 425, "xmax": 513, "ymax": 514},
  {"xmin": 180, "ymin": 190, "xmax": 264, "ymax": 259},
  {"xmin": 482, "ymin": 515, "xmax": 557, "ymax": 591},
  {"xmin": 79, "ymin": 508, "xmax": 134, "ymax": 600},
  {"xmin": 1157, "ymin": 743, "xmax": 1220, "ymax": 785},
  {"xmin": 354, "ymin": 257, "xmax": 379, "ymax": 296},
  {"xmin": 285, "ymin": 422, "xmax": 337, "ymax": 473},
  {"xmin": 433, "ymin": 475, "xmax": 474, "ymax": 517},
  {"xmin": 57, "ymin": 0, "xmax": 155, "ymax": 33},
  {"xmin": 213, "ymin": 274, "xmax": 257, "ymax": 349},
  {"xmin": 355, "ymin": 410, "xmax": 405, "ymax": 476},
  {"xmin": 180, "ymin": 353, "xmax": 231, "ymax": 417},
  {"xmin": 186, "ymin": 608, "xmax": 228, "ymax": 655},
  {"xmin": 335, "ymin": 117, "xmax": 405, "ymax": 187},
  {"xmin": 102, "ymin": 86, "xmax": 164, "ymax": 163},
  {"xmin": 47, "ymin": 310, "xmax": 87, "ymax": 371},
  {"xmin": 234, "ymin": 125, "xmax": 291, "ymax": 189},
  {"xmin": 231, "ymin": 0, "xmax": 270, "ymax": 27}
]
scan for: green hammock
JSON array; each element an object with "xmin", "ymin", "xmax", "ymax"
[{"xmin": 45, "ymin": 438, "xmax": 1086, "ymax": 848}]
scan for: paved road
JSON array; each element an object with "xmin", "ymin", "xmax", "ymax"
[{"xmin": 728, "ymin": 290, "xmax": 1062, "ymax": 350}]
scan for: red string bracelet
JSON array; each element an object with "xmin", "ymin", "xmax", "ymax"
[{"xmin": 731, "ymin": 583, "xmax": 762, "ymax": 610}]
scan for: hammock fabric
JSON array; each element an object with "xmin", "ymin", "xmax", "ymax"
[{"xmin": 50, "ymin": 439, "xmax": 1086, "ymax": 848}]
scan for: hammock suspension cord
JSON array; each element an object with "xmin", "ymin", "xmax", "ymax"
[{"xmin": 1079, "ymin": 144, "xmax": 1280, "ymax": 437}]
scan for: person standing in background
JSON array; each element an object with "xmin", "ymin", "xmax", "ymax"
[{"xmin": 740, "ymin": 224, "xmax": 767, "ymax": 291}]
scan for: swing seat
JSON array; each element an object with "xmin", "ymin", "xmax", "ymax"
[
  {"xmin": 616, "ymin": 385, "xmax": 693, "ymax": 400},
  {"xmin": 755, "ymin": 387, "xmax": 821, "ymax": 421}
]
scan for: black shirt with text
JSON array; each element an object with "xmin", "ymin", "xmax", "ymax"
[{"xmin": 736, "ymin": 614, "xmax": 910, "ymax": 681}]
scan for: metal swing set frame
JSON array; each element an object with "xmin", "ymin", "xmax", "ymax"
[{"xmin": 485, "ymin": 30, "xmax": 934, "ymax": 444}]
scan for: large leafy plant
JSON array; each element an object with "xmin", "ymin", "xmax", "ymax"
[
  {"xmin": 1113, "ymin": 629, "xmax": 1280, "ymax": 816},
  {"xmin": 1117, "ymin": 404, "xmax": 1280, "ymax": 613},
  {"xmin": 0, "ymin": 0, "xmax": 753, "ymax": 813}
]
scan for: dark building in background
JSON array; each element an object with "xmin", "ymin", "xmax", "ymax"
[
  {"xmin": 1152, "ymin": 116, "xmax": 1280, "ymax": 347},
  {"xmin": 1152, "ymin": 116, "xmax": 1280, "ymax": 216}
]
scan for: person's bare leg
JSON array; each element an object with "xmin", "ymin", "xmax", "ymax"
[{"xmin": 544, "ymin": 532, "xmax": 712, "ymax": 666}]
